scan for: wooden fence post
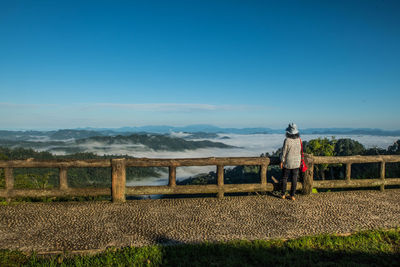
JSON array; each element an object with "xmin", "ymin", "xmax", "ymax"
[
  {"xmin": 59, "ymin": 167, "xmax": 68, "ymax": 190},
  {"xmin": 217, "ymin": 165, "xmax": 224, "ymax": 199},
  {"xmin": 168, "ymin": 166, "xmax": 176, "ymax": 187},
  {"xmin": 260, "ymin": 163, "xmax": 267, "ymax": 188},
  {"xmin": 112, "ymin": 158, "xmax": 126, "ymax": 203},
  {"xmin": 5, "ymin": 167, "xmax": 13, "ymax": 202},
  {"xmin": 346, "ymin": 163, "xmax": 352, "ymax": 181},
  {"xmin": 302, "ymin": 154, "xmax": 313, "ymax": 195},
  {"xmin": 380, "ymin": 161, "xmax": 385, "ymax": 191}
]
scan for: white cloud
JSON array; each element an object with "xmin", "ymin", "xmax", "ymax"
[
  {"xmin": 87, "ymin": 103, "xmax": 265, "ymax": 112},
  {"xmin": 93, "ymin": 103, "xmax": 218, "ymax": 111},
  {"xmin": 0, "ymin": 103, "xmax": 41, "ymax": 108},
  {"xmin": 0, "ymin": 102, "xmax": 267, "ymax": 112},
  {"xmin": 0, "ymin": 102, "xmax": 274, "ymax": 129}
]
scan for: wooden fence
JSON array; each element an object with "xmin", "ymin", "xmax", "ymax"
[
  {"xmin": 311, "ymin": 155, "xmax": 400, "ymax": 191},
  {"xmin": 0, "ymin": 154, "xmax": 399, "ymax": 202}
]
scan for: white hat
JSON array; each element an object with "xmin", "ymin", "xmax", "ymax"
[{"xmin": 286, "ymin": 123, "xmax": 299, "ymax": 135}]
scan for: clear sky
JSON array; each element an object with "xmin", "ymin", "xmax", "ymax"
[{"xmin": 1, "ymin": 0, "xmax": 399, "ymax": 130}]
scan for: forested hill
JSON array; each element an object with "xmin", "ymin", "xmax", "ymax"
[
  {"xmin": 0, "ymin": 129, "xmax": 106, "ymax": 141},
  {"xmin": 0, "ymin": 133, "xmax": 234, "ymax": 154},
  {"xmin": 75, "ymin": 134, "xmax": 233, "ymax": 150}
]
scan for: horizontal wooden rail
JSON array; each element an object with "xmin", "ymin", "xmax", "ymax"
[
  {"xmin": 0, "ymin": 188, "xmax": 110, "ymax": 198},
  {"xmin": 126, "ymin": 183, "xmax": 302, "ymax": 195},
  {"xmin": 313, "ymin": 178, "xmax": 400, "ymax": 189},
  {"xmin": 312, "ymin": 155, "xmax": 400, "ymax": 164},
  {"xmin": 0, "ymin": 157, "xmax": 272, "ymax": 168},
  {"xmin": 310, "ymin": 154, "xmax": 400, "ymax": 191},
  {"xmin": 125, "ymin": 157, "xmax": 270, "ymax": 167},
  {"xmin": 0, "ymin": 159, "xmax": 112, "ymax": 168}
]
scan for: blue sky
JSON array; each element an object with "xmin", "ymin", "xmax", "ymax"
[{"xmin": 1, "ymin": 0, "xmax": 399, "ymax": 130}]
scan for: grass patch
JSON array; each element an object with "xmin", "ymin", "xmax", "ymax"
[{"xmin": 1, "ymin": 229, "xmax": 399, "ymax": 266}]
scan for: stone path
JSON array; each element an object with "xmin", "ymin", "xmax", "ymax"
[{"xmin": 0, "ymin": 189, "xmax": 399, "ymax": 253}]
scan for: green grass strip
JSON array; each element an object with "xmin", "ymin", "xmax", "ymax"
[{"xmin": 1, "ymin": 229, "xmax": 399, "ymax": 266}]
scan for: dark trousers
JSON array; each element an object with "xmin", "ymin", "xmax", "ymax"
[{"xmin": 282, "ymin": 168, "xmax": 299, "ymax": 197}]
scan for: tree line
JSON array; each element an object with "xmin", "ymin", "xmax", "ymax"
[{"xmin": 265, "ymin": 138, "xmax": 400, "ymax": 180}]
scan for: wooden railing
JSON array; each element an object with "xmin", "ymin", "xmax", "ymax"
[
  {"xmin": 0, "ymin": 159, "xmax": 112, "ymax": 201},
  {"xmin": 0, "ymin": 155, "xmax": 399, "ymax": 202},
  {"xmin": 311, "ymin": 155, "xmax": 400, "ymax": 191},
  {"xmin": 0, "ymin": 157, "xmax": 273, "ymax": 203},
  {"xmin": 124, "ymin": 157, "xmax": 273, "ymax": 200}
]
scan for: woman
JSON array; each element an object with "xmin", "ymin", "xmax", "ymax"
[{"xmin": 280, "ymin": 123, "xmax": 301, "ymax": 200}]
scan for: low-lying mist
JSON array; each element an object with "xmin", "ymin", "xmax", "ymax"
[{"xmin": 59, "ymin": 133, "xmax": 400, "ymax": 158}]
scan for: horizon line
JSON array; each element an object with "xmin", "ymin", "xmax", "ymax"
[{"xmin": 1, "ymin": 125, "xmax": 400, "ymax": 132}]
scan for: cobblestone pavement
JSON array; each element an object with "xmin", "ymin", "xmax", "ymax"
[{"xmin": 0, "ymin": 189, "xmax": 399, "ymax": 253}]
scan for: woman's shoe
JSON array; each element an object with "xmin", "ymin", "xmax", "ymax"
[
  {"xmin": 281, "ymin": 195, "xmax": 286, "ymax": 199},
  {"xmin": 290, "ymin": 196, "xmax": 296, "ymax": 201}
]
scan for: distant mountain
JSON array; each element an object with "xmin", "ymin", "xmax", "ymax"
[
  {"xmin": 300, "ymin": 128, "xmax": 400, "ymax": 136},
  {"xmin": 0, "ymin": 133, "xmax": 235, "ymax": 154},
  {"xmin": 49, "ymin": 129, "xmax": 105, "ymax": 140},
  {"xmin": 183, "ymin": 132, "xmax": 220, "ymax": 139},
  {"xmin": 1, "ymin": 126, "xmax": 400, "ymax": 142},
  {"xmin": 0, "ymin": 130, "xmax": 50, "ymax": 141},
  {"xmin": 78, "ymin": 125, "xmax": 400, "ymax": 136},
  {"xmin": 75, "ymin": 134, "xmax": 233, "ymax": 151},
  {"xmin": 79, "ymin": 125, "xmax": 274, "ymax": 134},
  {"xmin": 0, "ymin": 129, "xmax": 123, "ymax": 141}
]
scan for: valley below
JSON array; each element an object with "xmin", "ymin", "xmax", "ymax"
[{"xmin": 1, "ymin": 129, "xmax": 400, "ymax": 187}]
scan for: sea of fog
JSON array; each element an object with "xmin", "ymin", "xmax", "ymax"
[{"xmin": 111, "ymin": 133, "xmax": 399, "ymax": 186}]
